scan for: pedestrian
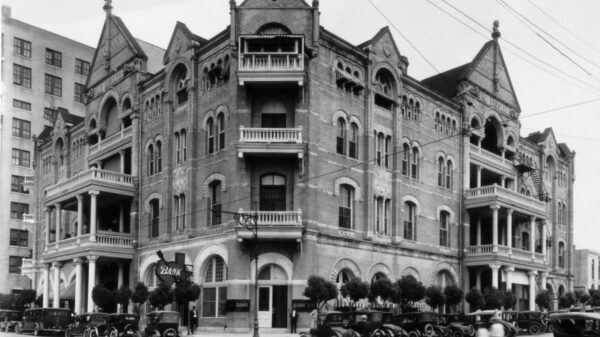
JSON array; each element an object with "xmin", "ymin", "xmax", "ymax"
[
  {"xmin": 489, "ymin": 310, "xmax": 505, "ymax": 337},
  {"xmin": 310, "ymin": 308, "xmax": 318, "ymax": 329},
  {"xmin": 188, "ymin": 306, "xmax": 198, "ymax": 335},
  {"xmin": 290, "ymin": 308, "xmax": 298, "ymax": 333}
]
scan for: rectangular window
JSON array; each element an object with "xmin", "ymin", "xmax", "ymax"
[
  {"xmin": 45, "ymin": 74, "xmax": 62, "ymax": 96},
  {"xmin": 45, "ymin": 48, "xmax": 62, "ymax": 68},
  {"xmin": 11, "ymin": 175, "xmax": 28, "ymax": 194},
  {"xmin": 12, "ymin": 148, "xmax": 30, "ymax": 167},
  {"xmin": 74, "ymin": 83, "xmax": 85, "ymax": 103},
  {"xmin": 384, "ymin": 199, "xmax": 390, "ymax": 236},
  {"xmin": 440, "ymin": 215, "xmax": 449, "ymax": 247},
  {"xmin": 218, "ymin": 287, "xmax": 227, "ymax": 316},
  {"xmin": 12, "ymin": 118, "xmax": 31, "ymax": 139},
  {"xmin": 44, "ymin": 107, "xmax": 57, "ymax": 123},
  {"xmin": 202, "ymin": 288, "xmax": 216, "ymax": 317},
  {"xmin": 13, "ymin": 99, "xmax": 32, "ymax": 111},
  {"xmin": 150, "ymin": 200, "xmax": 159, "ymax": 237},
  {"xmin": 10, "ymin": 202, "xmax": 29, "ymax": 220},
  {"xmin": 75, "ymin": 58, "xmax": 90, "ymax": 76},
  {"xmin": 14, "ymin": 37, "xmax": 31, "ymax": 57},
  {"xmin": 10, "ymin": 229, "xmax": 28, "ymax": 247},
  {"xmin": 9, "ymin": 256, "xmax": 23, "ymax": 274},
  {"xmin": 13, "ymin": 64, "xmax": 32, "ymax": 88}
]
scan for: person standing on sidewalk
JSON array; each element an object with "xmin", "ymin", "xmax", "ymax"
[
  {"xmin": 189, "ymin": 306, "xmax": 198, "ymax": 335},
  {"xmin": 290, "ymin": 309, "xmax": 298, "ymax": 333}
]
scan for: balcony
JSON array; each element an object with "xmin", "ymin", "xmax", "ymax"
[
  {"xmin": 470, "ymin": 144, "xmax": 514, "ymax": 173},
  {"xmin": 44, "ymin": 168, "xmax": 135, "ymax": 204},
  {"xmin": 43, "ymin": 231, "xmax": 135, "ymax": 261},
  {"xmin": 88, "ymin": 126, "xmax": 132, "ymax": 159},
  {"xmin": 237, "ymin": 35, "xmax": 305, "ymax": 86},
  {"xmin": 236, "ymin": 209, "xmax": 303, "ymax": 242},
  {"xmin": 237, "ymin": 126, "xmax": 306, "ymax": 159},
  {"xmin": 465, "ymin": 184, "xmax": 547, "ymax": 217},
  {"xmin": 465, "ymin": 244, "xmax": 547, "ymax": 268}
]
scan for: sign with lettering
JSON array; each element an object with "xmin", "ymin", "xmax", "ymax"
[
  {"xmin": 154, "ymin": 251, "xmax": 192, "ymax": 287},
  {"xmin": 225, "ymin": 300, "xmax": 250, "ymax": 312},
  {"xmin": 478, "ymin": 89, "xmax": 513, "ymax": 116},
  {"xmin": 292, "ymin": 300, "xmax": 315, "ymax": 312}
]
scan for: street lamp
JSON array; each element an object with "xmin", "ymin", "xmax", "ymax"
[{"xmin": 212, "ymin": 208, "xmax": 259, "ymax": 337}]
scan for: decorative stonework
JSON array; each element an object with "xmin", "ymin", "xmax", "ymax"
[
  {"xmin": 366, "ymin": 263, "xmax": 392, "ymax": 282},
  {"xmin": 329, "ymin": 258, "xmax": 362, "ymax": 282},
  {"xmin": 373, "ymin": 167, "xmax": 392, "ymax": 198}
]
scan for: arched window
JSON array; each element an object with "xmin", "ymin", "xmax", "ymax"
[
  {"xmin": 217, "ymin": 113, "xmax": 225, "ymax": 151},
  {"xmin": 349, "ymin": 123, "xmax": 358, "ymax": 159},
  {"xmin": 440, "ymin": 211, "xmax": 449, "ymax": 247},
  {"xmin": 437, "ymin": 157, "xmax": 445, "ymax": 187},
  {"xmin": 206, "ymin": 118, "xmax": 215, "ymax": 154},
  {"xmin": 407, "ymin": 99, "xmax": 414, "ymax": 121},
  {"xmin": 385, "ymin": 136, "xmax": 391, "ymax": 168},
  {"xmin": 562, "ymin": 203, "xmax": 567, "ymax": 225},
  {"xmin": 558, "ymin": 242, "xmax": 565, "ymax": 268},
  {"xmin": 209, "ymin": 181, "xmax": 222, "ymax": 226},
  {"xmin": 181, "ymin": 129, "xmax": 187, "ymax": 161},
  {"xmin": 336, "ymin": 269, "xmax": 354, "ymax": 287},
  {"xmin": 260, "ymin": 174, "xmax": 286, "ymax": 211},
  {"xmin": 452, "ymin": 120, "xmax": 457, "ymax": 136},
  {"xmin": 174, "ymin": 66, "xmax": 188, "ymax": 105},
  {"xmin": 376, "ymin": 133, "xmax": 384, "ymax": 166},
  {"xmin": 446, "ymin": 160, "xmax": 453, "ymax": 189},
  {"xmin": 402, "ymin": 144, "xmax": 410, "ymax": 176},
  {"xmin": 149, "ymin": 199, "xmax": 159, "ymax": 237},
  {"xmin": 155, "ymin": 141, "xmax": 162, "ymax": 173},
  {"xmin": 174, "ymin": 132, "xmax": 181, "ymax": 164},
  {"xmin": 375, "ymin": 196, "xmax": 383, "ymax": 235},
  {"xmin": 374, "ymin": 69, "xmax": 395, "ymax": 109},
  {"xmin": 401, "ymin": 96, "xmax": 408, "ymax": 119},
  {"xmin": 526, "ymin": 189, "xmax": 531, "ymax": 197},
  {"xmin": 404, "ymin": 201, "xmax": 417, "ymax": 240},
  {"xmin": 415, "ymin": 102, "xmax": 421, "ymax": 122},
  {"xmin": 339, "ymin": 184, "xmax": 354, "ymax": 229},
  {"xmin": 557, "ymin": 202, "xmax": 563, "ymax": 224},
  {"xmin": 372, "ymin": 272, "xmax": 388, "ymax": 283},
  {"xmin": 174, "ymin": 194, "xmax": 186, "ymax": 231},
  {"xmin": 202, "ymin": 256, "xmax": 227, "ymax": 318},
  {"xmin": 411, "ymin": 147, "xmax": 419, "ymax": 179},
  {"xmin": 336, "ymin": 118, "xmax": 346, "ymax": 155},
  {"xmin": 147, "ymin": 144, "xmax": 155, "ymax": 176},
  {"xmin": 435, "ymin": 112, "xmax": 440, "ymax": 132}
]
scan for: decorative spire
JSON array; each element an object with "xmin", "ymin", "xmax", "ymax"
[
  {"xmin": 229, "ymin": 0, "xmax": 236, "ymax": 10},
  {"xmin": 492, "ymin": 20, "xmax": 501, "ymax": 40},
  {"xmin": 103, "ymin": 0, "xmax": 113, "ymax": 16}
]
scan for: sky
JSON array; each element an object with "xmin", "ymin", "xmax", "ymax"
[{"xmin": 3, "ymin": 0, "xmax": 599, "ymax": 249}]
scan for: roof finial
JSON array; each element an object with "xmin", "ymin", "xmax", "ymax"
[
  {"xmin": 492, "ymin": 20, "xmax": 501, "ymax": 40},
  {"xmin": 103, "ymin": 0, "xmax": 113, "ymax": 16}
]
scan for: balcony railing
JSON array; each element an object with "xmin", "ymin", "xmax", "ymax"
[
  {"xmin": 240, "ymin": 54, "xmax": 303, "ymax": 72},
  {"xmin": 239, "ymin": 127, "xmax": 303, "ymax": 143},
  {"xmin": 465, "ymin": 184, "xmax": 546, "ymax": 214},
  {"xmin": 466, "ymin": 244, "xmax": 546, "ymax": 264},
  {"xmin": 470, "ymin": 144, "xmax": 513, "ymax": 170},
  {"xmin": 238, "ymin": 209, "xmax": 302, "ymax": 226},
  {"xmin": 89, "ymin": 126, "xmax": 132, "ymax": 155},
  {"xmin": 45, "ymin": 168, "xmax": 134, "ymax": 198},
  {"xmin": 46, "ymin": 231, "xmax": 134, "ymax": 254}
]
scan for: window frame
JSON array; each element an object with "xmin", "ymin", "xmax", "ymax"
[
  {"xmin": 11, "ymin": 175, "xmax": 28, "ymax": 194},
  {"xmin": 45, "ymin": 48, "xmax": 63, "ymax": 68},
  {"xmin": 10, "ymin": 202, "xmax": 29, "ymax": 220},
  {"xmin": 207, "ymin": 118, "xmax": 215, "ymax": 154},
  {"xmin": 13, "ymin": 64, "xmax": 32, "ymax": 88},
  {"xmin": 411, "ymin": 147, "xmax": 419, "ymax": 179},
  {"xmin": 202, "ymin": 256, "xmax": 227, "ymax": 318},
  {"xmin": 404, "ymin": 201, "xmax": 417, "ymax": 241},
  {"xmin": 12, "ymin": 148, "xmax": 30, "ymax": 167},
  {"xmin": 74, "ymin": 83, "xmax": 86, "ymax": 103},
  {"xmin": 14, "ymin": 37, "xmax": 32, "ymax": 58},
  {"xmin": 9, "ymin": 256, "xmax": 23, "ymax": 274},
  {"xmin": 149, "ymin": 199, "xmax": 160, "ymax": 238},
  {"xmin": 75, "ymin": 58, "xmax": 90, "ymax": 76},
  {"xmin": 12, "ymin": 118, "xmax": 31, "ymax": 139},
  {"xmin": 338, "ymin": 184, "xmax": 353, "ymax": 229},
  {"xmin": 439, "ymin": 211, "xmax": 449, "ymax": 247},
  {"xmin": 44, "ymin": 73, "xmax": 63, "ymax": 97},
  {"xmin": 349, "ymin": 123, "xmax": 358, "ymax": 159},
  {"xmin": 10, "ymin": 229, "xmax": 28, "ymax": 247},
  {"xmin": 336, "ymin": 119, "xmax": 346, "ymax": 155},
  {"xmin": 217, "ymin": 114, "xmax": 225, "ymax": 151},
  {"xmin": 209, "ymin": 181, "xmax": 222, "ymax": 226},
  {"xmin": 12, "ymin": 99, "xmax": 31, "ymax": 111}
]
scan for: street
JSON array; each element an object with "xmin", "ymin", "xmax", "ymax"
[{"xmin": 0, "ymin": 332, "xmax": 554, "ymax": 337}]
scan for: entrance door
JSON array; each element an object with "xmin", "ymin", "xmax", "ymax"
[
  {"xmin": 272, "ymin": 285, "xmax": 288, "ymax": 328},
  {"xmin": 257, "ymin": 286, "xmax": 272, "ymax": 328}
]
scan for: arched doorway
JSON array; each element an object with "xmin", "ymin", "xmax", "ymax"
[
  {"xmin": 257, "ymin": 263, "xmax": 288, "ymax": 328},
  {"xmin": 481, "ymin": 117, "xmax": 503, "ymax": 155}
]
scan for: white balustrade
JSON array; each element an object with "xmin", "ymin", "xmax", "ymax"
[
  {"xmin": 89, "ymin": 126, "xmax": 133, "ymax": 155},
  {"xmin": 467, "ymin": 244, "xmax": 494, "ymax": 255},
  {"xmin": 240, "ymin": 54, "xmax": 303, "ymax": 71},
  {"xmin": 239, "ymin": 127, "xmax": 303, "ymax": 143},
  {"xmin": 45, "ymin": 168, "xmax": 134, "ymax": 198},
  {"xmin": 238, "ymin": 209, "xmax": 302, "ymax": 226},
  {"xmin": 466, "ymin": 184, "xmax": 546, "ymax": 213},
  {"xmin": 96, "ymin": 231, "xmax": 134, "ymax": 247},
  {"xmin": 511, "ymin": 248, "xmax": 533, "ymax": 260},
  {"xmin": 45, "ymin": 231, "xmax": 134, "ymax": 252},
  {"xmin": 470, "ymin": 144, "xmax": 513, "ymax": 170}
]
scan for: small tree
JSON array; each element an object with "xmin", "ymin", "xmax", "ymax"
[
  {"xmin": 173, "ymin": 280, "xmax": 201, "ymax": 314},
  {"xmin": 580, "ymin": 292, "xmax": 591, "ymax": 305},
  {"xmin": 303, "ymin": 275, "xmax": 338, "ymax": 314},
  {"xmin": 589, "ymin": 289, "xmax": 600, "ymax": 307},
  {"xmin": 393, "ymin": 275, "xmax": 426, "ymax": 311},
  {"xmin": 114, "ymin": 286, "xmax": 133, "ymax": 313},
  {"xmin": 131, "ymin": 282, "xmax": 149, "ymax": 314},
  {"xmin": 19, "ymin": 289, "xmax": 37, "ymax": 308},
  {"xmin": 149, "ymin": 284, "xmax": 173, "ymax": 310},
  {"xmin": 340, "ymin": 278, "xmax": 369, "ymax": 308},
  {"xmin": 369, "ymin": 279, "xmax": 394, "ymax": 307},
  {"xmin": 558, "ymin": 295, "xmax": 570, "ymax": 309},
  {"xmin": 535, "ymin": 290, "xmax": 552, "ymax": 311},
  {"xmin": 483, "ymin": 287, "xmax": 504, "ymax": 309},
  {"xmin": 444, "ymin": 285, "xmax": 464, "ymax": 313},
  {"xmin": 565, "ymin": 292, "xmax": 576, "ymax": 307},
  {"xmin": 425, "ymin": 286, "xmax": 446, "ymax": 312},
  {"xmin": 92, "ymin": 285, "xmax": 117, "ymax": 312},
  {"xmin": 503, "ymin": 291, "xmax": 517, "ymax": 310},
  {"xmin": 465, "ymin": 288, "xmax": 485, "ymax": 312}
]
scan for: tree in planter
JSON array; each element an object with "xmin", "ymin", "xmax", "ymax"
[
  {"xmin": 148, "ymin": 284, "xmax": 173, "ymax": 310},
  {"xmin": 589, "ymin": 289, "xmax": 600, "ymax": 307},
  {"xmin": 565, "ymin": 292, "xmax": 576, "ymax": 307},
  {"xmin": 173, "ymin": 280, "xmax": 201, "ymax": 321},
  {"xmin": 369, "ymin": 279, "xmax": 394, "ymax": 308},
  {"xmin": 535, "ymin": 290, "xmax": 552, "ymax": 311},
  {"xmin": 503, "ymin": 291, "xmax": 517, "ymax": 310},
  {"xmin": 482, "ymin": 287, "xmax": 504, "ymax": 310},
  {"xmin": 580, "ymin": 291, "xmax": 591, "ymax": 306},
  {"xmin": 303, "ymin": 275, "xmax": 338, "ymax": 314},
  {"xmin": 425, "ymin": 286, "xmax": 446, "ymax": 312},
  {"xmin": 92, "ymin": 285, "xmax": 117, "ymax": 312},
  {"xmin": 558, "ymin": 295, "xmax": 570, "ymax": 309},
  {"xmin": 340, "ymin": 278, "xmax": 369, "ymax": 309},
  {"xmin": 131, "ymin": 282, "xmax": 149, "ymax": 314},
  {"xmin": 114, "ymin": 286, "xmax": 133, "ymax": 313},
  {"xmin": 443, "ymin": 285, "xmax": 464, "ymax": 313},
  {"xmin": 0, "ymin": 293, "xmax": 16, "ymax": 309},
  {"xmin": 465, "ymin": 288, "xmax": 485, "ymax": 312},
  {"xmin": 393, "ymin": 275, "xmax": 426, "ymax": 312}
]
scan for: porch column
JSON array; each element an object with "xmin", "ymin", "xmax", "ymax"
[
  {"xmin": 89, "ymin": 190, "xmax": 99, "ymax": 241},
  {"xmin": 490, "ymin": 264, "xmax": 500, "ymax": 288},
  {"xmin": 42, "ymin": 263, "xmax": 50, "ymax": 307},
  {"xmin": 76, "ymin": 195, "xmax": 83, "ymax": 238},
  {"xmin": 55, "ymin": 203, "xmax": 62, "ymax": 245},
  {"xmin": 476, "ymin": 165, "xmax": 482, "ymax": 188},
  {"xmin": 530, "ymin": 216, "xmax": 536, "ymax": 253},
  {"xmin": 476, "ymin": 269, "xmax": 482, "ymax": 289},
  {"xmin": 506, "ymin": 209, "xmax": 513, "ymax": 250},
  {"xmin": 540, "ymin": 272, "xmax": 547, "ymax": 291},
  {"xmin": 541, "ymin": 220, "xmax": 547, "ymax": 261},
  {"xmin": 476, "ymin": 217, "xmax": 482, "ymax": 246},
  {"xmin": 119, "ymin": 150, "xmax": 126, "ymax": 174},
  {"xmin": 491, "ymin": 204, "xmax": 500, "ymax": 252},
  {"xmin": 52, "ymin": 262, "xmax": 62, "ymax": 308},
  {"xmin": 74, "ymin": 258, "xmax": 83, "ymax": 314},
  {"xmin": 44, "ymin": 207, "xmax": 51, "ymax": 251},
  {"xmin": 500, "ymin": 175, "xmax": 506, "ymax": 188},
  {"xmin": 528, "ymin": 271, "xmax": 538, "ymax": 310},
  {"xmin": 505, "ymin": 266, "xmax": 514, "ymax": 291},
  {"xmin": 87, "ymin": 255, "xmax": 98, "ymax": 312},
  {"xmin": 117, "ymin": 263, "xmax": 124, "ymax": 289},
  {"xmin": 119, "ymin": 205, "xmax": 124, "ymax": 232}
]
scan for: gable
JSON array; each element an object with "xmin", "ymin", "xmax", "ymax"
[
  {"xmin": 360, "ymin": 27, "xmax": 402, "ymax": 69},
  {"xmin": 163, "ymin": 22, "xmax": 205, "ymax": 65},
  {"xmin": 239, "ymin": 0, "xmax": 310, "ymax": 8},
  {"xmin": 464, "ymin": 41, "xmax": 520, "ymax": 112}
]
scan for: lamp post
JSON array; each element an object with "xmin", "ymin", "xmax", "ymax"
[{"xmin": 212, "ymin": 207, "xmax": 259, "ymax": 337}]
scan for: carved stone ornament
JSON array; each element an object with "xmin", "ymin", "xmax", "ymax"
[{"xmin": 87, "ymin": 88, "xmax": 95, "ymax": 99}]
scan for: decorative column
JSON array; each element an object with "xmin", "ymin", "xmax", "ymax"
[
  {"xmin": 44, "ymin": 208, "xmax": 51, "ymax": 251},
  {"xmin": 500, "ymin": 175, "xmax": 506, "ymax": 188},
  {"xmin": 74, "ymin": 258, "xmax": 83, "ymax": 314},
  {"xmin": 55, "ymin": 203, "xmax": 62, "ymax": 246},
  {"xmin": 89, "ymin": 190, "xmax": 99, "ymax": 241},
  {"xmin": 530, "ymin": 216, "xmax": 537, "ymax": 254},
  {"xmin": 117, "ymin": 263, "xmax": 124, "ymax": 289},
  {"xmin": 476, "ymin": 217, "xmax": 482, "ymax": 246},
  {"xmin": 542, "ymin": 221, "xmax": 547, "ymax": 262},
  {"xmin": 119, "ymin": 206, "xmax": 124, "ymax": 233},
  {"xmin": 490, "ymin": 264, "xmax": 500, "ymax": 288},
  {"xmin": 476, "ymin": 269, "xmax": 482, "ymax": 289},
  {"xmin": 506, "ymin": 209, "xmax": 513, "ymax": 250},
  {"xmin": 476, "ymin": 165, "xmax": 482, "ymax": 188},
  {"xmin": 52, "ymin": 262, "xmax": 62, "ymax": 308},
  {"xmin": 528, "ymin": 271, "xmax": 538, "ymax": 310},
  {"xmin": 76, "ymin": 195, "xmax": 83, "ymax": 239},
  {"xmin": 87, "ymin": 256, "xmax": 98, "ymax": 312},
  {"xmin": 491, "ymin": 204, "xmax": 500, "ymax": 252},
  {"xmin": 540, "ymin": 272, "xmax": 547, "ymax": 291},
  {"xmin": 119, "ymin": 150, "xmax": 126, "ymax": 174},
  {"xmin": 505, "ymin": 266, "xmax": 514, "ymax": 291},
  {"xmin": 42, "ymin": 264, "xmax": 50, "ymax": 307}
]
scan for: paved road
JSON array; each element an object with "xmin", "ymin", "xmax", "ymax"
[{"xmin": 0, "ymin": 332, "xmax": 555, "ymax": 337}]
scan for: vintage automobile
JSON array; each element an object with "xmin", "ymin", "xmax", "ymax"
[
  {"xmin": 144, "ymin": 311, "xmax": 181, "ymax": 337},
  {"xmin": 464, "ymin": 311, "xmax": 516, "ymax": 337},
  {"xmin": 0, "ymin": 310, "xmax": 22, "ymax": 332},
  {"xmin": 439, "ymin": 313, "xmax": 474, "ymax": 337},
  {"xmin": 549, "ymin": 311, "xmax": 600, "ymax": 337},
  {"xmin": 395, "ymin": 312, "xmax": 447, "ymax": 337},
  {"xmin": 94, "ymin": 314, "xmax": 140, "ymax": 337},
  {"xmin": 501, "ymin": 310, "xmax": 546, "ymax": 335},
  {"xmin": 381, "ymin": 312, "xmax": 408, "ymax": 337},
  {"xmin": 302, "ymin": 311, "xmax": 360, "ymax": 337},
  {"xmin": 68, "ymin": 313, "xmax": 109, "ymax": 337},
  {"xmin": 14, "ymin": 308, "xmax": 73, "ymax": 336},
  {"xmin": 345, "ymin": 311, "xmax": 391, "ymax": 337}
]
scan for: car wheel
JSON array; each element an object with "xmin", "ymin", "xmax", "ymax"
[
  {"xmin": 408, "ymin": 330, "xmax": 420, "ymax": 337},
  {"xmin": 423, "ymin": 324, "xmax": 434, "ymax": 337},
  {"xmin": 15, "ymin": 323, "xmax": 23, "ymax": 334},
  {"xmin": 466, "ymin": 325, "xmax": 475, "ymax": 337},
  {"xmin": 34, "ymin": 326, "xmax": 40, "ymax": 336},
  {"xmin": 528, "ymin": 323, "xmax": 541, "ymax": 335},
  {"xmin": 452, "ymin": 329, "xmax": 464, "ymax": 337},
  {"xmin": 109, "ymin": 329, "xmax": 118, "ymax": 337}
]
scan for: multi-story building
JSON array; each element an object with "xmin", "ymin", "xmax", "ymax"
[
  {"xmin": 1, "ymin": 5, "xmax": 94, "ymax": 294},
  {"xmin": 574, "ymin": 249, "xmax": 600, "ymax": 292},
  {"xmin": 28, "ymin": 0, "xmax": 574, "ymax": 331}
]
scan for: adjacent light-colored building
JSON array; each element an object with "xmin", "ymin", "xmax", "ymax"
[
  {"xmin": 1, "ymin": 5, "xmax": 94, "ymax": 294},
  {"xmin": 574, "ymin": 249, "xmax": 600, "ymax": 292},
  {"xmin": 26, "ymin": 0, "xmax": 574, "ymax": 331}
]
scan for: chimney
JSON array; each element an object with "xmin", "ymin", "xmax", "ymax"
[{"xmin": 2, "ymin": 5, "xmax": 12, "ymax": 18}]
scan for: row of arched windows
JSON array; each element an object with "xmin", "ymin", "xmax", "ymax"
[
  {"xmin": 206, "ymin": 113, "xmax": 226, "ymax": 154},
  {"xmin": 71, "ymin": 137, "xmax": 86, "ymax": 158},
  {"xmin": 558, "ymin": 171, "xmax": 568, "ymax": 187},
  {"xmin": 144, "ymin": 93, "xmax": 165, "ymax": 122},
  {"xmin": 437, "ymin": 156, "xmax": 454, "ymax": 189},
  {"xmin": 146, "ymin": 139, "xmax": 162, "ymax": 176},
  {"xmin": 401, "ymin": 96, "xmax": 421, "ymax": 123},
  {"xmin": 401, "ymin": 143, "xmax": 420, "ymax": 179},
  {"xmin": 336, "ymin": 118, "xmax": 359, "ymax": 159},
  {"xmin": 335, "ymin": 62, "xmax": 364, "ymax": 96},
  {"xmin": 375, "ymin": 132, "xmax": 391, "ymax": 168},
  {"xmin": 41, "ymin": 155, "xmax": 52, "ymax": 173},
  {"xmin": 435, "ymin": 112, "xmax": 458, "ymax": 136},
  {"xmin": 557, "ymin": 201, "xmax": 568, "ymax": 225},
  {"xmin": 519, "ymin": 186, "xmax": 533, "ymax": 197},
  {"xmin": 200, "ymin": 55, "xmax": 230, "ymax": 92}
]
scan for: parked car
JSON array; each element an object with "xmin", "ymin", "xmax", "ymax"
[
  {"xmin": 95, "ymin": 314, "xmax": 140, "ymax": 337},
  {"xmin": 543, "ymin": 310, "xmax": 568, "ymax": 333},
  {"xmin": 396, "ymin": 312, "xmax": 446, "ymax": 337},
  {"xmin": 303, "ymin": 311, "xmax": 360, "ymax": 337},
  {"xmin": 144, "ymin": 311, "xmax": 181, "ymax": 337},
  {"xmin": 464, "ymin": 311, "xmax": 516, "ymax": 337},
  {"xmin": 439, "ymin": 313, "xmax": 474, "ymax": 337},
  {"xmin": 381, "ymin": 312, "xmax": 408, "ymax": 337},
  {"xmin": 0, "ymin": 310, "xmax": 22, "ymax": 332},
  {"xmin": 549, "ymin": 311, "xmax": 600, "ymax": 337},
  {"xmin": 14, "ymin": 308, "xmax": 73, "ymax": 336},
  {"xmin": 503, "ymin": 311, "xmax": 546, "ymax": 335},
  {"xmin": 345, "ymin": 310, "xmax": 391, "ymax": 337},
  {"xmin": 68, "ymin": 313, "xmax": 109, "ymax": 337}
]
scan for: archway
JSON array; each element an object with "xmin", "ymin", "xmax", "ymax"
[
  {"xmin": 102, "ymin": 97, "xmax": 120, "ymax": 137},
  {"xmin": 257, "ymin": 263, "xmax": 288, "ymax": 329},
  {"xmin": 481, "ymin": 117, "xmax": 503, "ymax": 155}
]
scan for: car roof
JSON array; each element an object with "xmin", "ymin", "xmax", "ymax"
[
  {"xmin": 465, "ymin": 310, "xmax": 498, "ymax": 316},
  {"xmin": 148, "ymin": 311, "xmax": 179, "ymax": 315},
  {"xmin": 550, "ymin": 312, "xmax": 600, "ymax": 320}
]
